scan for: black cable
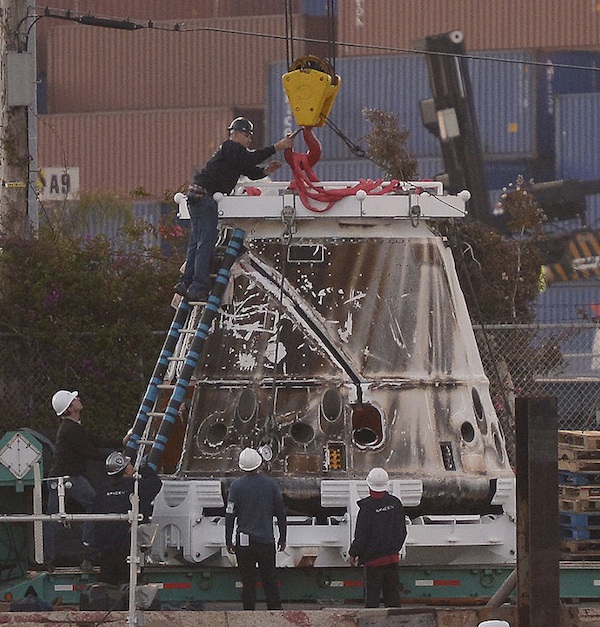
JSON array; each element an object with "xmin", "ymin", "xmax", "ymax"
[
  {"xmin": 20, "ymin": 10, "xmax": 600, "ymax": 77},
  {"xmin": 322, "ymin": 116, "xmax": 367, "ymax": 158},
  {"xmin": 284, "ymin": 0, "xmax": 294, "ymax": 70},
  {"xmin": 327, "ymin": 0, "xmax": 336, "ymax": 78}
]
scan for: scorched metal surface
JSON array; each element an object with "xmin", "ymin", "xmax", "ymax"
[{"xmin": 176, "ymin": 215, "xmax": 512, "ymax": 515}]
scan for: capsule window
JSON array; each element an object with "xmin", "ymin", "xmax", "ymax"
[
  {"xmin": 322, "ymin": 388, "xmax": 342, "ymax": 422},
  {"xmin": 460, "ymin": 421, "xmax": 475, "ymax": 443},
  {"xmin": 351, "ymin": 404, "xmax": 384, "ymax": 447},
  {"xmin": 205, "ymin": 422, "xmax": 228, "ymax": 447},
  {"xmin": 492, "ymin": 425, "xmax": 505, "ymax": 464},
  {"xmin": 236, "ymin": 388, "xmax": 257, "ymax": 422},
  {"xmin": 471, "ymin": 388, "xmax": 487, "ymax": 434},
  {"xmin": 290, "ymin": 421, "xmax": 315, "ymax": 445}
]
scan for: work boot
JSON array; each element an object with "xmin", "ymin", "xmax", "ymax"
[
  {"xmin": 185, "ymin": 287, "xmax": 208, "ymax": 303},
  {"xmin": 173, "ymin": 281, "xmax": 189, "ymax": 297}
]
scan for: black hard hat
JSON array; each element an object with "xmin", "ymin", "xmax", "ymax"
[{"xmin": 227, "ymin": 117, "xmax": 254, "ymax": 135}]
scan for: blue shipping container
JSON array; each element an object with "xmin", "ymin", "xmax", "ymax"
[
  {"xmin": 269, "ymin": 50, "xmax": 600, "ymax": 162},
  {"xmin": 556, "ymin": 92, "xmax": 600, "ymax": 180},
  {"xmin": 268, "ymin": 56, "xmax": 440, "ymax": 159},
  {"xmin": 536, "ymin": 280, "xmax": 600, "ymax": 324},
  {"xmin": 268, "ymin": 51, "xmax": 538, "ymax": 159},
  {"xmin": 536, "ymin": 51, "xmax": 600, "ymax": 160}
]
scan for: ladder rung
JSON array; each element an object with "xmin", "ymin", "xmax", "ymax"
[
  {"xmin": 178, "ymin": 328, "xmax": 198, "ymax": 334},
  {"xmin": 168, "ymin": 357, "xmax": 186, "ymax": 361},
  {"xmin": 147, "ymin": 412, "xmax": 165, "ymax": 417},
  {"xmin": 157, "ymin": 383, "xmax": 176, "ymax": 389}
]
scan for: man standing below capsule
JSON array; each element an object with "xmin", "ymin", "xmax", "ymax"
[
  {"xmin": 92, "ymin": 451, "xmax": 162, "ymax": 586},
  {"xmin": 44, "ymin": 390, "xmax": 103, "ymax": 571},
  {"xmin": 174, "ymin": 118, "xmax": 295, "ymax": 302},
  {"xmin": 225, "ymin": 447, "xmax": 287, "ymax": 610},
  {"xmin": 347, "ymin": 467, "xmax": 407, "ymax": 608}
]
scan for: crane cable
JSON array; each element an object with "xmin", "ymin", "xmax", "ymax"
[{"xmin": 284, "ymin": 0, "xmax": 294, "ymax": 70}]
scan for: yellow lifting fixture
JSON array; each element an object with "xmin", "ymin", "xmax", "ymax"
[{"xmin": 282, "ymin": 55, "xmax": 341, "ymax": 128}]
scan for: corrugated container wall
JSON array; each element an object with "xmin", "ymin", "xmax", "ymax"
[
  {"xmin": 35, "ymin": 1, "xmax": 301, "ymax": 79},
  {"xmin": 270, "ymin": 50, "xmax": 600, "ymax": 163},
  {"xmin": 536, "ymin": 280, "xmax": 600, "ymax": 323},
  {"xmin": 337, "ymin": 0, "xmax": 600, "ymax": 57},
  {"xmin": 556, "ymin": 92, "xmax": 600, "ymax": 181},
  {"xmin": 38, "ymin": 108, "xmax": 243, "ymax": 197},
  {"xmin": 46, "ymin": 15, "xmax": 305, "ymax": 113},
  {"xmin": 268, "ymin": 52, "xmax": 537, "ymax": 160},
  {"xmin": 269, "ymin": 157, "xmax": 385, "ymax": 182}
]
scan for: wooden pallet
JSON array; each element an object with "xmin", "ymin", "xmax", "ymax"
[
  {"xmin": 559, "ymin": 458, "xmax": 600, "ymax": 472},
  {"xmin": 560, "ymin": 497, "xmax": 600, "ymax": 513},
  {"xmin": 558, "ymin": 430, "xmax": 600, "ymax": 450},
  {"xmin": 559, "ymin": 485, "xmax": 600, "ymax": 499},
  {"xmin": 561, "ymin": 539, "xmax": 600, "ymax": 559},
  {"xmin": 559, "ymin": 446, "xmax": 600, "ymax": 461},
  {"xmin": 559, "ymin": 470, "xmax": 600, "ymax": 486}
]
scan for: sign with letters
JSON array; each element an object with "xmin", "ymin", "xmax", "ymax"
[{"xmin": 38, "ymin": 167, "xmax": 80, "ymax": 201}]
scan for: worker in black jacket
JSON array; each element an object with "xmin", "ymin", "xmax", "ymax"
[
  {"xmin": 92, "ymin": 451, "xmax": 162, "ymax": 586},
  {"xmin": 347, "ymin": 467, "xmax": 407, "ymax": 607},
  {"xmin": 174, "ymin": 117, "xmax": 295, "ymax": 302},
  {"xmin": 44, "ymin": 390, "xmax": 103, "ymax": 572}
]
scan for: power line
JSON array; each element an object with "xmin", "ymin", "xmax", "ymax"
[{"xmin": 27, "ymin": 9, "xmax": 600, "ymax": 75}]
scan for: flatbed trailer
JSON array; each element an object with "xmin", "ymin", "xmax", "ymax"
[{"xmin": 2, "ymin": 562, "xmax": 599, "ymax": 608}]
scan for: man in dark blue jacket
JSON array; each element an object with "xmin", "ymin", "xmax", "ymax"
[
  {"xmin": 225, "ymin": 447, "xmax": 287, "ymax": 610},
  {"xmin": 92, "ymin": 451, "xmax": 162, "ymax": 586},
  {"xmin": 347, "ymin": 467, "xmax": 407, "ymax": 607},
  {"xmin": 175, "ymin": 117, "xmax": 295, "ymax": 302}
]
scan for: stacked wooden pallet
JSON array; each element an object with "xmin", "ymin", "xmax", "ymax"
[{"xmin": 558, "ymin": 430, "xmax": 600, "ymax": 559}]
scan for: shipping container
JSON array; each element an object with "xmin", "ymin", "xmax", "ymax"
[
  {"xmin": 35, "ymin": 0, "xmax": 301, "ymax": 77},
  {"xmin": 587, "ymin": 194, "xmax": 600, "ymax": 230},
  {"xmin": 337, "ymin": 0, "xmax": 600, "ymax": 58},
  {"xmin": 270, "ymin": 50, "xmax": 600, "ymax": 164},
  {"xmin": 268, "ymin": 52, "xmax": 540, "ymax": 159},
  {"xmin": 270, "ymin": 157, "xmax": 386, "ymax": 183},
  {"xmin": 536, "ymin": 51, "xmax": 600, "ymax": 159},
  {"xmin": 536, "ymin": 280, "xmax": 600, "ymax": 324},
  {"xmin": 267, "ymin": 56, "xmax": 440, "ymax": 159},
  {"xmin": 556, "ymin": 92, "xmax": 600, "ymax": 180},
  {"xmin": 37, "ymin": 107, "xmax": 242, "ymax": 197},
  {"xmin": 45, "ymin": 15, "xmax": 305, "ymax": 113}
]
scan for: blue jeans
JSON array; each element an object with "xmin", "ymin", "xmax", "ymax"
[
  {"xmin": 44, "ymin": 474, "xmax": 96, "ymax": 563},
  {"xmin": 181, "ymin": 195, "xmax": 218, "ymax": 294}
]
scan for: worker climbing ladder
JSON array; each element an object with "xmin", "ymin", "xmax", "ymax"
[{"xmin": 124, "ymin": 228, "xmax": 246, "ymax": 469}]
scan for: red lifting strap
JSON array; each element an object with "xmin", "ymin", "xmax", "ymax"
[{"xmin": 284, "ymin": 128, "xmax": 398, "ymax": 212}]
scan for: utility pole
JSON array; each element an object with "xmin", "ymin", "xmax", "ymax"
[{"xmin": 0, "ymin": 0, "xmax": 37, "ymax": 237}]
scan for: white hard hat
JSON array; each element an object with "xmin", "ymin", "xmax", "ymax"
[
  {"xmin": 106, "ymin": 451, "xmax": 131, "ymax": 475},
  {"xmin": 52, "ymin": 390, "xmax": 78, "ymax": 416},
  {"xmin": 478, "ymin": 622, "xmax": 510, "ymax": 627},
  {"xmin": 366, "ymin": 467, "xmax": 389, "ymax": 491},
  {"xmin": 238, "ymin": 447, "xmax": 262, "ymax": 472}
]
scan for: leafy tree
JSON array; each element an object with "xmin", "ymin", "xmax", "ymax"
[
  {"xmin": 362, "ymin": 108, "xmax": 419, "ymax": 180},
  {"xmin": 0, "ymin": 192, "xmax": 182, "ymax": 443},
  {"xmin": 362, "ymin": 108, "xmax": 544, "ymax": 323}
]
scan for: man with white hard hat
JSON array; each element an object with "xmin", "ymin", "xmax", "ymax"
[
  {"xmin": 91, "ymin": 451, "xmax": 162, "ymax": 586},
  {"xmin": 43, "ymin": 390, "xmax": 102, "ymax": 572},
  {"xmin": 347, "ymin": 467, "xmax": 407, "ymax": 607},
  {"xmin": 225, "ymin": 447, "xmax": 287, "ymax": 610}
]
